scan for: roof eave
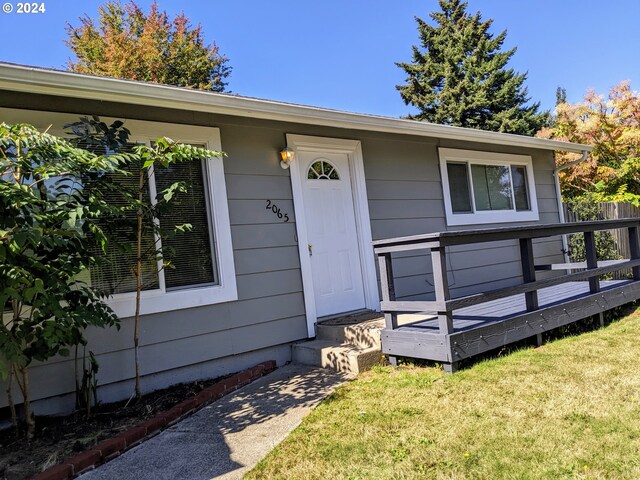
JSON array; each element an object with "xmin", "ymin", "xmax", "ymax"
[{"xmin": 0, "ymin": 63, "xmax": 592, "ymax": 153}]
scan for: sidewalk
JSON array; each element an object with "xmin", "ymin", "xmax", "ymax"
[{"xmin": 79, "ymin": 364, "xmax": 349, "ymax": 480}]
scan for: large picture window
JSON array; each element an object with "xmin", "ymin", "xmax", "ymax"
[
  {"xmin": 104, "ymin": 122, "xmax": 237, "ymax": 317},
  {"xmin": 0, "ymin": 108, "xmax": 238, "ymax": 317},
  {"xmin": 154, "ymin": 155, "xmax": 218, "ymax": 290},
  {"xmin": 439, "ymin": 148, "xmax": 539, "ymax": 226},
  {"xmin": 90, "ymin": 155, "xmax": 219, "ymax": 295}
]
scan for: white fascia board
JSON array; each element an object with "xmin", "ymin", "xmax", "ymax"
[{"xmin": 0, "ymin": 63, "xmax": 593, "ymax": 154}]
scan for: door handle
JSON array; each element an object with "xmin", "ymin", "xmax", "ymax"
[{"xmin": 308, "ymin": 243, "xmax": 313, "ymax": 256}]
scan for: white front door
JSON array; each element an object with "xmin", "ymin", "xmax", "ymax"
[{"xmin": 300, "ymin": 151, "xmax": 366, "ymax": 317}]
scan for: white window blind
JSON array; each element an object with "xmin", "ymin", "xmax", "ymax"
[{"xmin": 154, "ymin": 159, "xmax": 217, "ymax": 290}]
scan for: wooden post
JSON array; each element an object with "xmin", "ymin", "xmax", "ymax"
[
  {"xmin": 377, "ymin": 253, "xmax": 397, "ymax": 330},
  {"xmin": 378, "ymin": 252, "xmax": 398, "ymax": 366},
  {"xmin": 628, "ymin": 226, "xmax": 640, "ymax": 281},
  {"xmin": 443, "ymin": 362, "xmax": 458, "ymax": 373},
  {"xmin": 584, "ymin": 231, "xmax": 600, "ymax": 293},
  {"xmin": 519, "ymin": 238, "xmax": 539, "ymax": 311},
  {"xmin": 431, "ymin": 246, "xmax": 453, "ymax": 334}
]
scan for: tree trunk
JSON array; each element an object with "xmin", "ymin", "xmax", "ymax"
[
  {"xmin": 6, "ymin": 369, "xmax": 17, "ymax": 429},
  {"xmin": 134, "ymin": 168, "xmax": 144, "ymax": 399},
  {"xmin": 22, "ymin": 368, "xmax": 34, "ymax": 440},
  {"xmin": 74, "ymin": 344, "xmax": 80, "ymax": 410},
  {"xmin": 14, "ymin": 366, "xmax": 34, "ymax": 441}
]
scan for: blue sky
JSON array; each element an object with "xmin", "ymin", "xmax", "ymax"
[{"xmin": 0, "ymin": 0, "xmax": 637, "ymax": 117}]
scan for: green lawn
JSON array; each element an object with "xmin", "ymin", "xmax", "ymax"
[{"xmin": 247, "ymin": 309, "xmax": 640, "ymax": 479}]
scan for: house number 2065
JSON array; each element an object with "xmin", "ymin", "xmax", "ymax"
[{"xmin": 266, "ymin": 200, "xmax": 290, "ymax": 222}]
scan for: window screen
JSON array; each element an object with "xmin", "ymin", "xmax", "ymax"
[
  {"xmin": 79, "ymin": 141, "xmax": 217, "ymax": 294},
  {"xmin": 154, "ymin": 159, "xmax": 217, "ymax": 290},
  {"xmin": 511, "ymin": 165, "xmax": 530, "ymax": 211},
  {"xmin": 446, "ymin": 160, "xmax": 532, "ymax": 215},
  {"xmin": 85, "ymin": 148, "xmax": 160, "ymax": 295},
  {"xmin": 446, "ymin": 162, "xmax": 472, "ymax": 213},
  {"xmin": 471, "ymin": 164, "xmax": 513, "ymax": 211}
]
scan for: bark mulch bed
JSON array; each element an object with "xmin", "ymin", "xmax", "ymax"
[{"xmin": 0, "ymin": 361, "xmax": 276, "ymax": 480}]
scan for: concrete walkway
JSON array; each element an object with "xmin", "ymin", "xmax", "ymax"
[{"xmin": 79, "ymin": 364, "xmax": 349, "ymax": 480}]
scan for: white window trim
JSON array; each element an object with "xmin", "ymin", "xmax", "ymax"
[
  {"xmin": 0, "ymin": 108, "xmax": 238, "ymax": 317},
  {"xmin": 439, "ymin": 148, "xmax": 540, "ymax": 226}
]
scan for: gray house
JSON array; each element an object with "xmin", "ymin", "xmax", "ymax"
[{"xmin": 0, "ymin": 63, "xmax": 592, "ymax": 414}]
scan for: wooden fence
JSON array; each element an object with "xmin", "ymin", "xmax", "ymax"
[{"xmin": 563, "ymin": 202, "xmax": 640, "ymax": 278}]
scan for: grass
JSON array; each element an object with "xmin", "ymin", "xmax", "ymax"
[{"xmin": 246, "ymin": 309, "xmax": 640, "ymax": 480}]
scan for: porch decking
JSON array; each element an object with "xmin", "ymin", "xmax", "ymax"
[{"xmin": 373, "ymin": 220, "xmax": 640, "ymax": 371}]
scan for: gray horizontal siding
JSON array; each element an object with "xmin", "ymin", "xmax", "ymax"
[
  {"xmin": 225, "ymin": 174, "xmax": 291, "ymax": 200},
  {"xmin": 231, "ymin": 223, "xmax": 298, "ymax": 249},
  {"xmin": 234, "ymin": 246, "xmax": 300, "ymax": 275},
  {"xmin": 368, "ymin": 199, "xmax": 444, "ymax": 220},
  {"xmin": 236, "ymin": 269, "xmax": 303, "ymax": 301},
  {"xmin": 362, "ymin": 139, "xmax": 440, "ymax": 181},
  {"xmin": 219, "ymin": 125, "xmax": 289, "ymax": 177},
  {"xmin": 24, "ymin": 316, "xmax": 307, "ymax": 404},
  {"xmin": 361, "ymin": 139, "xmax": 563, "ymax": 302},
  {"xmin": 1, "ymin": 112, "xmax": 310, "ymax": 410},
  {"xmin": 371, "ymin": 218, "xmax": 448, "ymax": 239},
  {"xmin": 228, "ymin": 199, "xmax": 296, "ymax": 225},
  {"xmin": 78, "ymin": 293, "xmax": 306, "ymax": 360},
  {"xmin": 0, "ymin": 97, "xmax": 566, "ymax": 412},
  {"xmin": 366, "ymin": 179, "xmax": 443, "ymax": 200},
  {"xmin": 535, "ymin": 184, "xmax": 557, "ymax": 200}
]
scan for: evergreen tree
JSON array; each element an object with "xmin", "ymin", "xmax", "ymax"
[
  {"xmin": 66, "ymin": 1, "xmax": 231, "ymax": 92},
  {"xmin": 556, "ymin": 87, "xmax": 567, "ymax": 105},
  {"xmin": 396, "ymin": 0, "xmax": 549, "ymax": 136}
]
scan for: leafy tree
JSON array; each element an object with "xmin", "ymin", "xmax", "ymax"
[
  {"xmin": 396, "ymin": 0, "xmax": 549, "ymax": 135},
  {"xmin": 0, "ymin": 123, "xmax": 122, "ymax": 439},
  {"xmin": 67, "ymin": 117, "xmax": 222, "ymax": 399},
  {"xmin": 537, "ymin": 81, "xmax": 640, "ymax": 203},
  {"xmin": 565, "ymin": 193, "xmax": 620, "ymax": 267},
  {"xmin": 65, "ymin": 1, "xmax": 231, "ymax": 91}
]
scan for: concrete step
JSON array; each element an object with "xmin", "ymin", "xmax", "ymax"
[
  {"xmin": 316, "ymin": 317, "xmax": 384, "ymax": 349},
  {"xmin": 292, "ymin": 339, "xmax": 383, "ymax": 375}
]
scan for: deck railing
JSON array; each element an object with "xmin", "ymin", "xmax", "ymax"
[{"xmin": 373, "ymin": 219, "xmax": 640, "ymax": 336}]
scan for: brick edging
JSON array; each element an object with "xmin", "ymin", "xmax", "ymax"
[{"xmin": 29, "ymin": 360, "xmax": 277, "ymax": 480}]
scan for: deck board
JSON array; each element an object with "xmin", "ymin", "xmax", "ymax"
[{"xmin": 397, "ymin": 280, "xmax": 629, "ymax": 333}]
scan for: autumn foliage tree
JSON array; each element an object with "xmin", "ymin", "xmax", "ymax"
[
  {"xmin": 537, "ymin": 81, "xmax": 640, "ymax": 202},
  {"xmin": 65, "ymin": 1, "xmax": 231, "ymax": 91}
]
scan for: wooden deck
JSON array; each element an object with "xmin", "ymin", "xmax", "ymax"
[{"xmin": 374, "ymin": 220, "xmax": 640, "ymax": 372}]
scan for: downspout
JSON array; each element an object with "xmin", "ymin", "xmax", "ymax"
[{"xmin": 553, "ymin": 150, "xmax": 589, "ymax": 263}]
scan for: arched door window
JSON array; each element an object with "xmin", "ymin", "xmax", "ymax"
[{"xmin": 307, "ymin": 159, "xmax": 340, "ymax": 180}]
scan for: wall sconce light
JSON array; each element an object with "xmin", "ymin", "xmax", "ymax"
[{"xmin": 280, "ymin": 147, "xmax": 295, "ymax": 169}]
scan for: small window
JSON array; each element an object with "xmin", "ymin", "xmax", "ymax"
[
  {"xmin": 511, "ymin": 165, "xmax": 530, "ymax": 211},
  {"xmin": 439, "ymin": 148, "xmax": 539, "ymax": 226},
  {"xmin": 446, "ymin": 162, "xmax": 472, "ymax": 213},
  {"xmin": 307, "ymin": 159, "xmax": 339, "ymax": 180}
]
